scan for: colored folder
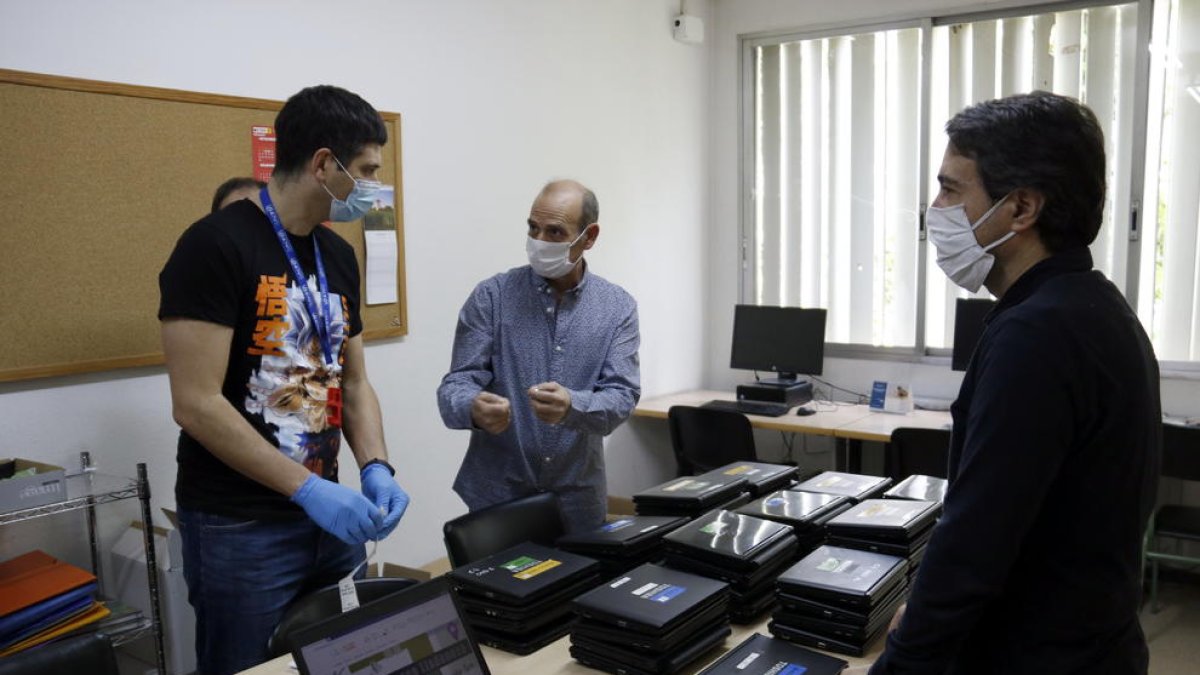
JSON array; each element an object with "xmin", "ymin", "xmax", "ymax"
[
  {"xmin": 0, "ymin": 550, "xmax": 97, "ymax": 618},
  {"xmin": 0, "ymin": 601, "xmax": 110, "ymax": 656}
]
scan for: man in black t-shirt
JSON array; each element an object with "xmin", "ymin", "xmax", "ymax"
[{"xmin": 159, "ymin": 85, "xmax": 409, "ymax": 675}]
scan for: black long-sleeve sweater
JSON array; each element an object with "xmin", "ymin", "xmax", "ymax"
[{"xmin": 871, "ymin": 247, "xmax": 1161, "ymax": 674}]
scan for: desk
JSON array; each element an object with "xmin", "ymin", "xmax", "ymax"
[
  {"xmin": 632, "ymin": 390, "xmax": 952, "ymax": 472},
  {"xmin": 238, "ymin": 612, "xmax": 880, "ymax": 674}
]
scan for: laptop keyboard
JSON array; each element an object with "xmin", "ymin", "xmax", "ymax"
[{"xmin": 700, "ymin": 399, "xmax": 790, "ymax": 417}]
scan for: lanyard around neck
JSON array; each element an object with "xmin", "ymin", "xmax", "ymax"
[{"xmin": 259, "ymin": 187, "xmax": 335, "ymax": 367}]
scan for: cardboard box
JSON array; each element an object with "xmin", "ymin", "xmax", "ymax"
[{"xmin": 0, "ymin": 459, "xmax": 66, "ymax": 514}]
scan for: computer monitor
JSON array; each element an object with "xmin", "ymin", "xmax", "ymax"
[
  {"xmin": 952, "ymin": 298, "xmax": 996, "ymax": 371},
  {"xmin": 730, "ymin": 305, "xmax": 827, "ymax": 384}
]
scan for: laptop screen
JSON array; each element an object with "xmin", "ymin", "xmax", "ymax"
[{"xmin": 292, "ymin": 577, "xmax": 490, "ymax": 675}]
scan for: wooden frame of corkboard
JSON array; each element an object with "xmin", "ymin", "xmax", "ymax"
[{"xmin": 0, "ymin": 69, "xmax": 407, "ymax": 383}]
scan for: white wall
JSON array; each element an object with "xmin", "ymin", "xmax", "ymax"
[
  {"xmin": 706, "ymin": 0, "xmax": 1200, "ymax": 418},
  {"xmin": 0, "ymin": 0, "xmax": 712, "ymax": 568}
]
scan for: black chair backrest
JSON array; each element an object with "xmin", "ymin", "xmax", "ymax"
[
  {"xmin": 1163, "ymin": 423, "xmax": 1200, "ymax": 482},
  {"xmin": 442, "ymin": 492, "xmax": 565, "ymax": 568},
  {"xmin": 0, "ymin": 633, "xmax": 119, "ymax": 675},
  {"xmin": 667, "ymin": 405, "xmax": 757, "ymax": 476},
  {"xmin": 887, "ymin": 427, "xmax": 952, "ymax": 481},
  {"xmin": 266, "ymin": 576, "xmax": 421, "ymax": 658}
]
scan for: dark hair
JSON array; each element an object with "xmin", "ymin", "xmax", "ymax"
[
  {"xmin": 945, "ymin": 90, "xmax": 1106, "ymax": 252},
  {"xmin": 211, "ymin": 177, "xmax": 266, "ymax": 213},
  {"xmin": 273, "ymin": 85, "xmax": 387, "ymax": 178}
]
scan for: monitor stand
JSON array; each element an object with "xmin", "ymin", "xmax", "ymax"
[{"xmin": 737, "ymin": 375, "xmax": 814, "ymax": 408}]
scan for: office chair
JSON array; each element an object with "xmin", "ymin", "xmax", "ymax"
[
  {"xmin": 442, "ymin": 492, "xmax": 566, "ymax": 568},
  {"xmin": 1143, "ymin": 423, "xmax": 1200, "ymax": 613},
  {"xmin": 266, "ymin": 576, "xmax": 422, "ymax": 658},
  {"xmin": 667, "ymin": 405, "xmax": 757, "ymax": 476},
  {"xmin": 0, "ymin": 633, "xmax": 119, "ymax": 675},
  {"xmin": 886, "ymin": 427, "xmax": 952, "ymax": 481}
]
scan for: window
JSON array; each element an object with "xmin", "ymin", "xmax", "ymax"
[
  {"xmin": 1139, "ymin": 0, "xmax": 1200, "ymax": 362},
  {"xmin": 749, "ymin": 24, "xmax": 925, "ymax": 348},
  {"xmin": 745, "ymin": 0, "xmax": 1199, "ymax": 363}
]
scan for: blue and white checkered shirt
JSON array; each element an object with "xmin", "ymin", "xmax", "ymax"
[{"xmin": 437, "ymin": 264, "xmax": 640, "ymax": 532}]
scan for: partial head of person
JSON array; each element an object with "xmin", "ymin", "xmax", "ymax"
[
  {"xmin": 927, "ymin": 90, "xmax": 1106, "ymax": 296},
  {"xmin": 211, "ymin": 177, "xmax": 266, "ymax": 213},
  {"xmin": 525, "ymin": 179, "xmax": 599, "ymax": 284},
  {"xmin": 273, "ymin": 85, "xmax": 388, "ymax": 223}
]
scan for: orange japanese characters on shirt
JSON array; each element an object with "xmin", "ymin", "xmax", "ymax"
[{"xmin": 249, "ymin": 274, "xmax": 288, "ymax": 357}]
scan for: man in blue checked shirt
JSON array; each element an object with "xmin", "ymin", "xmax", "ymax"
[{"xmin": 437, "ymin": 179, "xmax": 641, "ymax": 533}]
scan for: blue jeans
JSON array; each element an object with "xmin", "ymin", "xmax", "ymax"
[{"xmin": 177, "ymin": 507, "xmax": 365, "ymax": 675}]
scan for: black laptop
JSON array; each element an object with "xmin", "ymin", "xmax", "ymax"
[
  {"xmin": 698, "ymin": 632, "xmax": 848, "ymax": 675},
  {"xmin": 776, "ymin": 545, "xmax": 907, "ymax": 609},
  {"xmin": 792, "ymin": 471, "xmax": 893, "ymax": 503},
  {"xmin": 768, "ymin": 619, "xmax": 886, "ymax": 658},
  {"xmin": 825, "ymin": 499, "xmax": 940, "ymax": 542},
  {"xmin": 695, "ymin": 462, "xmax": 800, "ymax": 496},
  {"xmin": 290, "ymin": 576, "xmax": 490, "ymax": 675},
  {"xmin": 571, "ymin": 563, "xmax": 730, "ymax": 634},
  {"xmin": 570, "ymin": 621, "xmax": 731, "ymax": 674},
  {"xmin": 572, "ymin": 596, "xmax": 731, "ymax": 653},
  {"xmin": 633, "ymin": 475, "xmax": 750, "ymax": 511},
  {"xmin": 448, "ymin": 542, "xmax": 599, "ymax": 606},
  {"xmin": 663, "ymin": 510, "xmax": 794, "ymax": 570},
  {"xmin": 777, "ymin": 578, "xmax": 909, "ymax": 628},
  {"xmin": 556, "ymin": 515, "xmax": 689, "ymax": 555},
  {"xmin": 734, "ymin": 489, "xmax": 854, "ymax": 532},
  {"xmin": 665, "ymin": 534, "xmax": 799, "ymax": 590},
  {"xmin": 883, "ymin": 474, "xmax": 948, "ymax": 502}
]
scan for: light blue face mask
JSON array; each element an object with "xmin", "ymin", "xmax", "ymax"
[{"xmin": 323, "ymin": 155, "xmax": 382, "ymax": 222}]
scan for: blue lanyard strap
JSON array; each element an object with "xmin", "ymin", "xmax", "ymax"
[{"xmin": 259, "ymin": 187, "xmax": 335, "ymax": 367}]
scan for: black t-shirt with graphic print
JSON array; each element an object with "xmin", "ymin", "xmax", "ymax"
[{"xmin": 158, "ymin": 199, "xmax": 363, "ymax": 520}]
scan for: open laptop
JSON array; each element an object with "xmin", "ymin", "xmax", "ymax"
[{"xmin": 290, "ymin": 576, "xmax": 491, "ymax": 675}]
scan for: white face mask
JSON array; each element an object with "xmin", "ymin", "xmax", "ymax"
[
  {"xmin": 926, "ymin": 195, "xmax": 1014, "ymax": 293},
  {"xmin": 526, "ymin": 227, "xmax": 589, "ymax": 279}
]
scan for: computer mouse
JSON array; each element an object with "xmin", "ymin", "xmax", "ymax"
[{"xmin": 795, "ymin": 407, "xmax": 816, "ymax": 416}]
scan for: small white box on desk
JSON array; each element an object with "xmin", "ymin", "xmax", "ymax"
[{"xmin": 869, "ymin": 381, "xmax": 914, "ymax": 414}]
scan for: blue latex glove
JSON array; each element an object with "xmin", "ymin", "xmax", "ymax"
[
  {"xmin": 291, "ymin": 474, "xmax": 383, "ymax": 545},
  {"xmin": 360, "ymin": 463, "xmax": 409, "ymax": 539}
]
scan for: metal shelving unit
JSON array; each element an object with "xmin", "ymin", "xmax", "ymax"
[{"xmin": 0, "ymin": 452, "xmax": 167, "ymax": 674}]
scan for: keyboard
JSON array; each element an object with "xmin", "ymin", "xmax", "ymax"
[{"xmin": 700, "ymin": 399, "xmax": 790, "ymax": 417}]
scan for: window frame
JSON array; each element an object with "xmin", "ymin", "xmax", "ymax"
[{"xmin": 739, "ymin": 0, "xmax": 1164, "ymax": 363}]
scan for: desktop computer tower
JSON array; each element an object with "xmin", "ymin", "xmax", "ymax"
[{"xmin": 737, "ymin": 380, "xmax": 814, "ymax": 408}]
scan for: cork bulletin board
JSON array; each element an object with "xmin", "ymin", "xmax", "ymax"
[{"xmin": 0, "ymin": 69, "xmax": 407, "ymax": 382}]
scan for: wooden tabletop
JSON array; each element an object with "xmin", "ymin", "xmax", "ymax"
[
  {"xmin": 634, "ymin": 390, "xmax": 950, "ymax": 442},
  {"xmin": 239, "ymin": 611, "xmax": 881, "ymax": 675}
]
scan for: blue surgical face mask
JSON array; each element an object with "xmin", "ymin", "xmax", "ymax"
[{"xmin": 323, "ymin": 155, "xmax": 382, "ymax": 222}]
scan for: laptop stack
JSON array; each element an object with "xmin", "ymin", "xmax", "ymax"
[
  {"xmin": 570, "ymin": 563, "xmax": 732, "ymax": 675},
  {"xmin": 698, "ymin": 632, "xmax": 848, "ymax": 675},
  {"xmin": 633, "ymin": 474, "xmax": 750, "ymax": 518},
  {"xmin": 734, "ymin": 489, "xmax": 854, "ymax": 554},
  {"xmin": 695, "ymin": 461, "xmax": 800, "ymax": 496},
  {"xmin": 770, "ymin": 545, "xmax": 908, "ymax": 657},
  {"xmin": 448, "ymin": 542, "xmax": 601, "ymax": 654},
  {"xmin": 662, "ymin": 510, "xmax": 798, "ymax": 623},
  {"xmin": 793, "ymin": 471, "xmax": 893, "ymax": 503},
  {"xmin": 557, "ymin": 515, "xmax": 690, "ymax": 577},
  {"xmin": 883, "ymin": 474, "xmax": 948, "ymax": 503},
  {"xmin": 824, "ymin": 499, "xmax": 940, "ymax": 576}
]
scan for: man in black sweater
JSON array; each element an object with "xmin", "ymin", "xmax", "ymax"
[{"xmin": 870, "ymin": 92, "xmax": 1160, "ymax": 673}]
